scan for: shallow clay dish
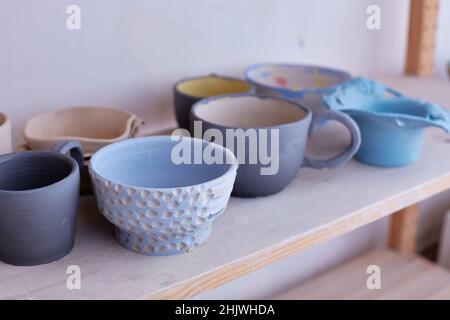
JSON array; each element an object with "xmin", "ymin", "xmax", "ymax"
[{"xmin": 24, "ymin": 106, "xmax": 143, "ymax": 157}]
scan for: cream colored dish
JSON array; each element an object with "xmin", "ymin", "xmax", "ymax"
[{"xmin": 24, "ymin": 106, "xmax": 144, "ymax": 157}]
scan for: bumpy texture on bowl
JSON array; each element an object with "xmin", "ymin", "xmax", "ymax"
[{"xmin": 89, "ymin": 136, "xmax": 237, "ymax": 255}]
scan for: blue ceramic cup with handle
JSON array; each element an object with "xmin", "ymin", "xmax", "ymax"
[
  {"xmin": 0, "ymin": 140, "xmax": 83, "ymax": 266},
  {"xmin": 324, "ymin": 77, "xmax": 450, "ymax": 167}
]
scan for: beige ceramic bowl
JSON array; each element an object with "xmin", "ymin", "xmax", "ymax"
[{"xmin": 24, "ymin": 106, "xmax": 143, "ymax": 157}]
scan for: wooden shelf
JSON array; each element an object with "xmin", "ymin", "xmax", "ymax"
[
  {"xmin": 1, "ymin": 76, "xmax": 450, "ymax": 299},
  {"xmin": 274, "ymin": 249, "xmax": 450, "ymax": 299}
]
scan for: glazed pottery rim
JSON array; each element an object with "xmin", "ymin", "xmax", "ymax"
[
  {"xmin": 89, "ymin": 135, "xmax": 238, "ymax": 191},
  {"xmin": 335, "ymin": 97, "xmax": 446, "ymax": 123},
  {"xmin": 24, "ymin": 106, "xmax": 141, "ymax": 144},
  {"xmin": 244, "ymin": 63, "xmax": 352, "ymax": 94},
  {"xmin": 174, "ymin": 74, "xmax": 253, "ymax": 99},
  {"xmin": 191, "ymin": 93, "xmax": 312, "ymax": 130},
  {"xmin": 0, "ymin": 151, "xmax": 78, "ymax": 194}
]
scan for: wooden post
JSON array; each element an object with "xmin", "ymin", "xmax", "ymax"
[
  {"xmin": 405, "ymin": 0, "xmax": 440, "ymax": 76},
  {"xmin": 395, "ymin": 0, "xmax": 440, "ymax": 254},
  {"xmin": 389, "ymin": 204, "xmax": 420, "ymax": 254}
]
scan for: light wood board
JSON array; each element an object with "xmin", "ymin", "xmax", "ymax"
[
  {"xmin": 274, "ymin": 249, "xmax": 450, "ymax": 300},
  {"xmin": 405, "ymin": 0, "xmax": 440, "ymax": 76},
  {"xmin": 389, "ymin": 205, "xmax": 420, "ymax": 254},
  {"xmin": 1, "ymin": 76, "xmax": 450, "ymax": 299}
]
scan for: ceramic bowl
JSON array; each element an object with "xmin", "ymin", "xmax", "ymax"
[
  {"xmin": 174, "ymin": 74, "xmax": 253, "ymax": 130},
  {"xmin": 89, "ymin": 136, "xmax": 238, "ymax": 255},
  {"xmin": 244, "ymin": 63, "xmax": 352, "ymax": 113},
  {"xmin": 24, "ymin": 106, "xmax": 144, "ymax": 157},
  {"xmin": 324, "ymin": 77, "xmax": 450, "ymax": 167}
]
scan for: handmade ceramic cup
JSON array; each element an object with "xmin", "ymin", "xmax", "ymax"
[
  {"xmin": 24, "ymin": 106, "xmax": 143, "ymax": 158},
  {"xmin": 174, "ymin": 74, "xmax": 254, "ymax": 130},
  {"xmin": 244, "ymin": 63, "xmax": 352, "ymax": 113},
  {"xmin": 191, "ymin": 94, "xmax": 361, "ymax": 197},
  {"xmin": 0, "ymin": 140, "xmax": 83, "ymax": 266},
  {"xmin": 324, "ymin": 77, "xmax": 450, "ymax": 167},
  {"xmin": 89, "ymin": 136, "xmax": 238, "ymax": 256}
]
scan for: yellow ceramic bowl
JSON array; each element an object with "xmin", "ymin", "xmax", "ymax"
[{"xmin": 174, "ymin": 74, "xmax": 253, "ymax": 130}]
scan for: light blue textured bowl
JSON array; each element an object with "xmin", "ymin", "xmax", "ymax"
[
  {"xmin": 89, "ymin": 136, "xmax": 238, "ymax": 256},
  {"xmin": 324, "ymin": 77, "xmax": 450, "ymax": 167}
]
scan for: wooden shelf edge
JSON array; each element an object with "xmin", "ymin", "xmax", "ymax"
[{"xmin": 145, "ymin": 173, "xmax": 450, "ymax": 299}]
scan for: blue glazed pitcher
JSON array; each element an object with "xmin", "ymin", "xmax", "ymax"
[{"xmin": 324, "ymin": 77, "xmax": 450, "ymax": 167}]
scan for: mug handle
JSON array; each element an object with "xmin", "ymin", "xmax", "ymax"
[
  {"xmin": 126, "ymin": 115, "xmax": 145, "ymax": 138},
  {"xmin": 302, "ymin": 110, "xmax": 361, "ymax": 169},
  {"xmin": 51, "ymin": 140, "xmax": 84, "ymax": 172}
]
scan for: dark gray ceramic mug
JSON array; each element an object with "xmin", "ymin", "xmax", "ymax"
[
  {"xmin": 174, "ymin": 74, "xmax": 254, "ymax": 130},
  {"xmin": 0, "ymin": 140, "xmax": 83, "ymax": 266},
  {"xmin": 191, "ymin": 94, "xmax": 361, "ymax": 197}
]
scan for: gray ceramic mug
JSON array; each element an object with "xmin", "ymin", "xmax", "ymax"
[
  {"xmin": 191, "ymin": 94, "xmax": 361, "ymax": 197},
  {"xmin": 0, "ymin": 140, "xmax": 83, "ymax": 266}
]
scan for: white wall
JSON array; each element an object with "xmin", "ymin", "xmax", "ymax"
[
  {"xmin": 2, "ymin": 0, "xmax": 449, "ymax": 299},
  {"xmin": 1, "ymin": 0, "xmax": 409, "ymax": 146}
]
